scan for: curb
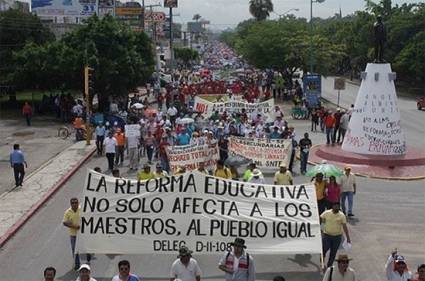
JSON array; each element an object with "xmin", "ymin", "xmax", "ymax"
[
  {"xmin": 0, "ymin": 146, "xmax": 96, "ymax": 248},
  {"xmin": 307, "ymin": 144, "xmax": 425, "ymax": 181}
]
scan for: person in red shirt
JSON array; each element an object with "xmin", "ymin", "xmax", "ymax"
[
  {"xmin": 326, "ymin": 176, "xmax": 341, "ymax": 209},
  {"xmin": 324, "ymin": 111, "xmax": 336, "ymax": 145},
  {"xmin": 22, "ymin": 101, "xmax": 33, "ymax": 126}
]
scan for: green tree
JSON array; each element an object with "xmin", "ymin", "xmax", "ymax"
[
  {"xmin": 394, "ymin": 31, "xmax": 425, "ymax": 84},
  {"xmin": 174, "ymin": 47, "xmax": 199, "ymax": 67},
  {"xmin": 233, "ymin": 19, "xmax": 344, "ymax": 81},
  {"xmin": 249, "ymin": 0, "xmax": 273, "ymax": 21},
  {"xmin": 0, "ymin": 9, "xmax": 54, "ymax": 84},
  {"xmin": 11, "ymin": 15, "xmax": 155, "ymax": 111}
]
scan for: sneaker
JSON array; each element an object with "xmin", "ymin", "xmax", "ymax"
[{"xmin": 348, "ymin": 213, "xmax": 354, "ymax": 217}]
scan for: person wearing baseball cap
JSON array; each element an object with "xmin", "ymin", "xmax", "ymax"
[
  {"xmin": 76, "ymin": 264, "xmax": 97, "ymax": 281},
  {"xmin": 170, "ymin": 246, "xmax": 201, "ymax": 281},
  {"xmin": 385, "ymin": 250, "xmax": 412, "ymax": 281},
  {"xmin": 322, "ymin": 254, "xmax": 356, "ymax": 281},
  {"xmin": 218, "ymin": 238, "xmax": 255, "ymax": 281},
  {"xmin": 340, "ymin": 166, "xmax": 357, "ymax": 217},
  {"xmin": 274, "ymin": 163, "xmax": 293, "ymax": 185}
]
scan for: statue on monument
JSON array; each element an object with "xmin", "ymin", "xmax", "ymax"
[{"xmin": 373, "ymin": 15, "xmax": 386, "ymax": 63}]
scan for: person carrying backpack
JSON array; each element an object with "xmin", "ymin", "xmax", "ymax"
[{"xmin": 218, "ymin": 238, "xmax": 255, "ymax": 281}]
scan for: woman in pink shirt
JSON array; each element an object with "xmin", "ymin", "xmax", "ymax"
[{"xmin": 326, "ymin": 176, "xmax": 341, "ymax": 209}]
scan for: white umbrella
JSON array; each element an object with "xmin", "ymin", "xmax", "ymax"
[
  {"xmin": 176, "ymin": 117, "xmax": 195, "ymax": 125},
  {"xmin": 131, "ymin": 103, "xmax": 144, "ymax": 109}
]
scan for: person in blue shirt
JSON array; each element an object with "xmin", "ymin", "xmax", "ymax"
[
  {"xmin": 95, "ymin": 122, "xmax": 106, "ymax": 156},
  {"xmin": 112, "ymin": 260, "xmax": 140, "ymax": 281},
  {"xmin": 177, "ymin": 129, "xmax": 191, "ymax": 146},
  {"xmin": 270, "ymin": 126, "xmax": 282, "ymax": 139},
  {"xmin": 9, "ymin": 144, "xmax": 27, "ymax": 187}
]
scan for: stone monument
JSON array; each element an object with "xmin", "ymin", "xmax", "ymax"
[{"xmin": 341, "ymin": 63, "xmax": 406, "ymax": 155}]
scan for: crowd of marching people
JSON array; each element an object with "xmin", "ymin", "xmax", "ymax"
[{"xmin": 33, "ymin": 41, "xmax": 425, "ymax": 281}]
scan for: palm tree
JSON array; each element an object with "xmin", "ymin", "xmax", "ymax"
[
  {"xmin": 249, "ymin": 0, "xmax": 274, "ymax": 21},
  {"xmin": 193, "ymin": 14, "xmax": 202, "ymax": 22}
]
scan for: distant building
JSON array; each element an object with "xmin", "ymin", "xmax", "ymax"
[{"xmin": 0, "ymin": 0, "xmax": 29, "ymax": 12}]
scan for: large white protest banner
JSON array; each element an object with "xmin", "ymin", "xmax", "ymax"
[
  {"xmin": 194, "ymin": 97, "xmax": 275, "ymax": 121},
  {"xmin": 166, "ymin": 141, "xmax": 219, "ymax": 173},
  {"xmin": 76, "ymin": 171, "xmax": 321, "ymax": 255},
  {"xmin": 229, "ymin": 137, "xmax": 293, "ymax": 170}
]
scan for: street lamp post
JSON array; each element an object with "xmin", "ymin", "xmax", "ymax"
[{"xmin": 309, "ymin": 0, "xmax": 325, "ymax": 74}]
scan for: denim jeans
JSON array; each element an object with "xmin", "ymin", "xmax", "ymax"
[
  {"xmin": 326, "ymin": 127, "xmax": 334, "ymax": 144},
  {"xmin": 160, "ymin": 156, "xmax": 170, "ymax": 173},
  {"xmin": 341, "ymin": 191, "xmax": 354, "ymax": 215},
  {"xmin": 106, "ymin": 153, "xmax": 115, "ymax": 170},
  {"xmin": 322, "ymin": 233, "xmax": 342, "ymax": 267},
  {"xmin": 146, "ymin": 145, "xmax": 154, "ymax": 162},
  {"xmin": 300, "ymin": 150, "xmax": 309, "ymax": 173},
  {"xmin": 70, "ymin": 236, "xmax": 91, "ymax": 268},
  {"xmin": 95, "ymin": 135, "xmax": 104, "ymax": 155},
  {"xmin": 13, "ymin": 163, "xmax": 25, "ymax": 186},
  {"xmin": 115, "ymin": 146, "xmax": 124, "ymax": 165}
]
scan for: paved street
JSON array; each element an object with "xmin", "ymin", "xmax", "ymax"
[
  {"xmin": 322, "ymin": 77, "xmax": 425, "ymax": 148},
  {"xmin": 0, "ymin": 125, "xmax": 423, "ymax": 281}
]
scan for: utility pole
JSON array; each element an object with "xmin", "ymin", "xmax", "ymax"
[
  {"xmin": 84, "ymin": 65, "xmax": 94, "ymax": 145},
  {"xmin": 141, "ymin": 0, "xmax": 145, "ymax": 31},
  {"xmin": 169, "ymin": 6, "xmax": 174, "ymax": 70},
  {"xmin": 310, "ymin": 0, "xmax": 325, "ymax": 74}
]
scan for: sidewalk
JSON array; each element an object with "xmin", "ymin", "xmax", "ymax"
[
  {"xmin": 0, "ymin": 141, "xmax": 95, "ymax": 247},
  {"xmin": 0, "ymin": 118, "xmax": 74, "ymax": 195}
]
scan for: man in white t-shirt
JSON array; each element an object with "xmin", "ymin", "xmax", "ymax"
[
  {"xmin": 167, "ymin": 105, "xmax": 178, "ymax": 126},
  {"xmin": 126, "ymin": 131, "xmax": 140, "ymax": 171},
  {"xmin": 170, "ymin": 246, "xmax": 202, "ymax": 281},
  {"xmin": 103, "ymin": 132, "xmax": 117, "ymax": 171}
]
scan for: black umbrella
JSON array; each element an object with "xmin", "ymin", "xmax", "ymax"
[{"xmin": 225, "ymin": 154, "xmax": 252, "ymax": 167}]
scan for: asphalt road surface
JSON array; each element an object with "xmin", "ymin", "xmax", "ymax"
[{"xmin": 0, "ymin": 152, "xmax": 424, "ymax": 281}]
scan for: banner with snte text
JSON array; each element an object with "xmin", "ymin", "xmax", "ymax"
[
  {"xmin": 228, "ymin": 137, "xmax": 293, "ymax": 170},
  {"xmin": 76, "ymin": 171, "xmax": 321, "ymax": 255}
]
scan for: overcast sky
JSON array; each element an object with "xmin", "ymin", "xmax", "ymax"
[{"xmin": 149, "ymin": 0, "xmax": 419, "ymax": 30}]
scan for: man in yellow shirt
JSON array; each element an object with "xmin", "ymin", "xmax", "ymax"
[
  {"xmin": 137, "ymin": 164, "xmax": 156, "ymax": 181},
  {"xmin": 213, "ymin": 160, "xmax": 232, "ymax": 179},
  {"xmin": 320, "ymin": 202, "xmax": 351, "ymax": 269},
  {"xmin": 313, "ymin": 172, "xmax": 327, "ymax": 215},
  {"xmin": 273, "ymin": 164, "xmax": 293, "ymax": 185},
  {"xmin": 63, "ymin": 198, "xmax": 91, "ymax": 270}
]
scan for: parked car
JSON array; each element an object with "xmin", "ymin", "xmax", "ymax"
[{"xmin": 417, "ymin": 97, "xmax": 425, "ymax": 110}]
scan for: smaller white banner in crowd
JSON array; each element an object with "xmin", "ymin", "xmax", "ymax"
[
  {"xmin": 166, "ymin": 141, "xmax": 219, "ymax": 173},
  {"xmin": 76, "ymin": 171, "xmax": 321, "ymax": 255},
  {"xmin": 124, "ymin": 124, "xmax": 141, "ymax": 137},
  {"xmin": 194, "ymin": 96, "xmax": 275, "ymax": 122},
  {"xmin": 229, "ymin": 137, "xmax": 293, "ymax": 170}
]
